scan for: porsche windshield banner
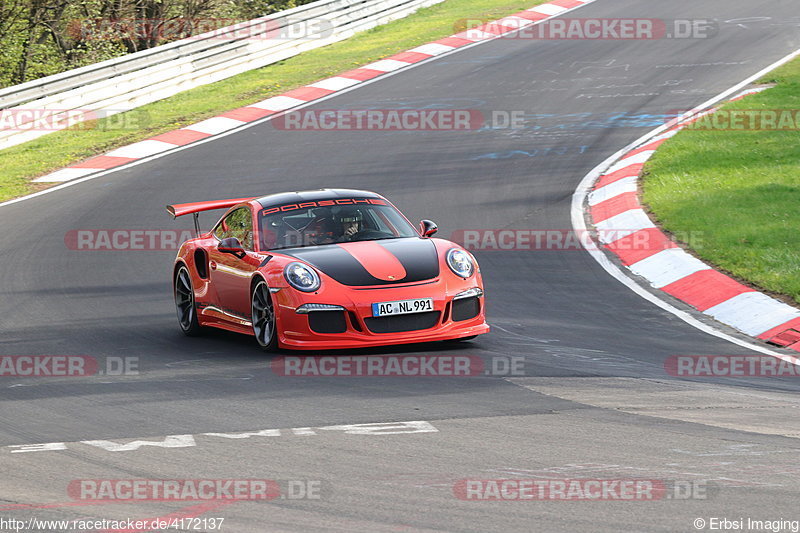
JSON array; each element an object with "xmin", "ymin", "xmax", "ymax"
[{"xmin": 261, "ymin": 198, "xmax": 386, "ymax": 216}]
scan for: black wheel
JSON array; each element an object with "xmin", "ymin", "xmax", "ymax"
[
  {"xmin": 175, "ymin": 265, "xmax": 202, "ymax": 336},
  {"xmin": 251, "ymin": 280, "xmax": 278, "ymax": 352}
]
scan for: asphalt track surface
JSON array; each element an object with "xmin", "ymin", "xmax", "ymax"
[{"xmin": 2, "ymin": 0, "xmax": 800, "ymax": 531}]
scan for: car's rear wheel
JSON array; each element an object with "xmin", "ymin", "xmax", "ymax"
[
  {"xmin": 251, "ymin": 280, "xmax": 278, "ymax": 352},
  {"xmin": 175, "ymin": 265, "xmax": 202, "ymax": 336}
]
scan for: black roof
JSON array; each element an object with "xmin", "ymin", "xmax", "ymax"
[{"xmin": 256, "ymin": 189, "xmax": 383, "ymax": 208}]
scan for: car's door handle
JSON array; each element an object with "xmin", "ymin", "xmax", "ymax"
[{"xmin": 209, "ymin": 261, "xmax": 217, "ymax": 270}]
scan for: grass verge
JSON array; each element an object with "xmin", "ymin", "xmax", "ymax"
[
  {"xmin": 642, "ymin": 57, "xmax": 800, "ymax": 305},
  {"xmin": 0, "ymin": 0, "xmax": 544, "ymax": 203}
]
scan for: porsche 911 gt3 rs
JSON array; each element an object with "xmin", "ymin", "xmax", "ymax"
[{"xmin": 167, "ymin": 189, "xmax": 488, "ymax": 351}]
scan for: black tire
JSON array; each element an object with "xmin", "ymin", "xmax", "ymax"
[
  {"xmin": 174, "ymin": 265, "xmax": 203, "ymax": 336},
  {"xmin": 251, "ymin": 279, "xmax": 278, "ymax": 352}
]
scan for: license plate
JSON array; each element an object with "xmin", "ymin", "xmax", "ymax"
[{"xmin": 372, "ymin": 298, "xmax": 433, "ymax": 317}]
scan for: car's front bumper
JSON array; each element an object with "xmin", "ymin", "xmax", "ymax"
[{"xmin": 272, "ymin": 278, "xmax": 488, "ymax": 350}]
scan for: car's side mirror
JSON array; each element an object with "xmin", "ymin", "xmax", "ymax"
[
  {"xmin": 218, "ymin": 237, "xmax": 246, "ymax": 258},
  {"xmin": 420, "ymin": 219, "xmax": 438, "ymax": 237}
]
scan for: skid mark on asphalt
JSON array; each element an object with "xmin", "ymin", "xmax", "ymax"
[
  {"xmin": 5, "ymin": 373, "xmax": 255, "ymax": 389},
  {"xmin": 510, "ymin": 377, "xmax": 800, "ymax": 439},
  {"xmin": 485, "ymin": 322, "xmax": 666, "ymax": 375},
  {"xmin": 362, "ymin": 451, "xmax": 797, "ymax": 490}
]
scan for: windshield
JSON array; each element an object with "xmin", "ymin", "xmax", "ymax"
[{"xmin": 258, "ymin": 199, "xmax": 419, "ymax": 250}]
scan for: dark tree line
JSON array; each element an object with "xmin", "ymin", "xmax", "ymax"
[{"xmin": 0, "ymin": 0, "xmax": 309, "ymax": 88}]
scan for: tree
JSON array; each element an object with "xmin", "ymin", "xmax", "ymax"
[{"xmin": 0, "ymin": 0, "xmax": 317, "ymax": 89}]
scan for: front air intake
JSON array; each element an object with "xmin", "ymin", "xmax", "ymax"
[
  {"xmin": 452, "ymin": 297, "xmax": 480, "ymax": 322},
  {"xmin": 308, "ymin": 311, "xmax": 347, "ymax": 334}
]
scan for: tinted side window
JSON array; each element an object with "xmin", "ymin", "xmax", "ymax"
[{"xmin": 214, "ymin": 208, "xmax": 254, "ymax": 250}]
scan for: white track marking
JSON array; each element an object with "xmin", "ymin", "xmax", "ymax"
[
  {"xmin": 32, "ymin": 167, "xmax": 97, "ymax": 183},
  {"xmin": 4, "ymin": 421, "xmax": 439, "ymax": 454},
  {"xmin": 594, "ymin": 210, "xmax": 656, "ymax": 243},
  {"xmin": 250, "ymin": 95, "xmax": 307, "ymax": 111},
  {"xmin": 588, "ymin": 176, "xmax": 638, "ymax": 205},
  {"xmin": 202, "ymin": 429, "xmax": 281, "ymax": 439},
  {"xmin": 628, "ymin": 249, "xmax": 711, "ymax": 289},
  {"xmin": 308, "ymin": 77, "xmax": 362, "ymax": 91},
  {"xmin": 704, "ymin": 293, "xmax": 800, "ymax": 337},
  {"xmin": 105, "ymin": 140, "xmax": 178, "ymax": 159},
  {"xmin": 317, "ymin": 421, "xmax": 437, "ymax": 435},
  {"xmin": 408, "ymin": 43, "xmax": 454, "ymax": 56},
  {"xmin": 187, "ymin": 117, "xmax": 246, "ymax": 135},
  {"xmin": 649, "ymin": 129, "xmax": 680, "ymax": 143},
  {"xmin": 362, "ymin": 59, "xmax": 412, "ymax": 72},
  {"xmin": 454, "ymin": 30, "xmax": 497, "ymax": 41},
  {"xmin": 530, "ymin": 4, "xmax": 567, "ymax": 15},
  {"xmin": 494, "ymin": 16, "xmax": 534, "ymax": 29},
  {"xmin": 604, "ymin": 150, "xmax": 656, "ymax": 174},
  {"xmin": 82, "ymin": 435, "xmax": 196, "ymax": 452}
]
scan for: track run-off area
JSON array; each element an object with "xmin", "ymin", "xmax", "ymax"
[{"xmin": 1, "ymin": 0, "xmax": 800, "ymax": 531}]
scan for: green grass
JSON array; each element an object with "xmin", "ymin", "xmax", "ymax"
[
  {"xmin": 642, "ymin": 58, "xmax": 800, "ymax": 305},
  {"xmin": 0, "ymin": 0, "xmax": 542, "ymax": 202}
]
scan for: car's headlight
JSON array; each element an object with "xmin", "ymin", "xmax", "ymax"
[
  {"xmin": 284, "ymin": 262, "xmax": 321, "ymax": 292},
  {"xmin": 447, "ymin": 248, "xmax": 474, "ymax": 278}
]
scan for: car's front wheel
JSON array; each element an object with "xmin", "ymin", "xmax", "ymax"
[
  {"xmin": 251, "ymin": 279, "xmax": 278, "ymax": 352},
  {"xmin": 174, "ymin": 265, "xmax": 202, "ymax": 336}
]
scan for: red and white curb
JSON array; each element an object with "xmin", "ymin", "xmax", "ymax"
[
  {"xmin": 588, "ymin": 87, "xmax": 800, "ymax": 353},
  {"xmin": 32, "ymin": 0, "xmax": 596, "ymax": 184}
]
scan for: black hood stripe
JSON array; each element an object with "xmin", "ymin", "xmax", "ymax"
[
  {"xmin": 378, "ymin": 238, "xmax": 439, "ymax": 281},
  {"xmin": 281, "ymin": 238, "xmax": 439, "ymax": 286}
]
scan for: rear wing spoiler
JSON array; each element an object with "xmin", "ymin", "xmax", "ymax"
[
  {"xmin": 166, "ymin": 197, "xmax": 255, "ymax": 236},
  {"xmin": 166, "ymin": 197, "xmax": 255, "ymax": 218}
]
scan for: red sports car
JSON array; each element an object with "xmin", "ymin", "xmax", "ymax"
[{"xmin": 167, "ymin": 189, "xmax": 488, "ymax": 351}]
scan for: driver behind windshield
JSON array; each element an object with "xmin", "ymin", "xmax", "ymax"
[
  {"xmin": 337, "ymin": 208, "xmax": 363, "ymax": 241},
  {"xmin": 259, "ymin": 200, "xmax": 418, "ymax": 250},
  {"xmin": 306, "ymin": 207, "xmax": 363, "ymax": 245},
  {"xmin": 286, "ymin": 206, "xmax": 364, "ymax": 245},
  {"xmin": 304, "ymin": 207, "xmax": 335, "ymax": 245}
]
